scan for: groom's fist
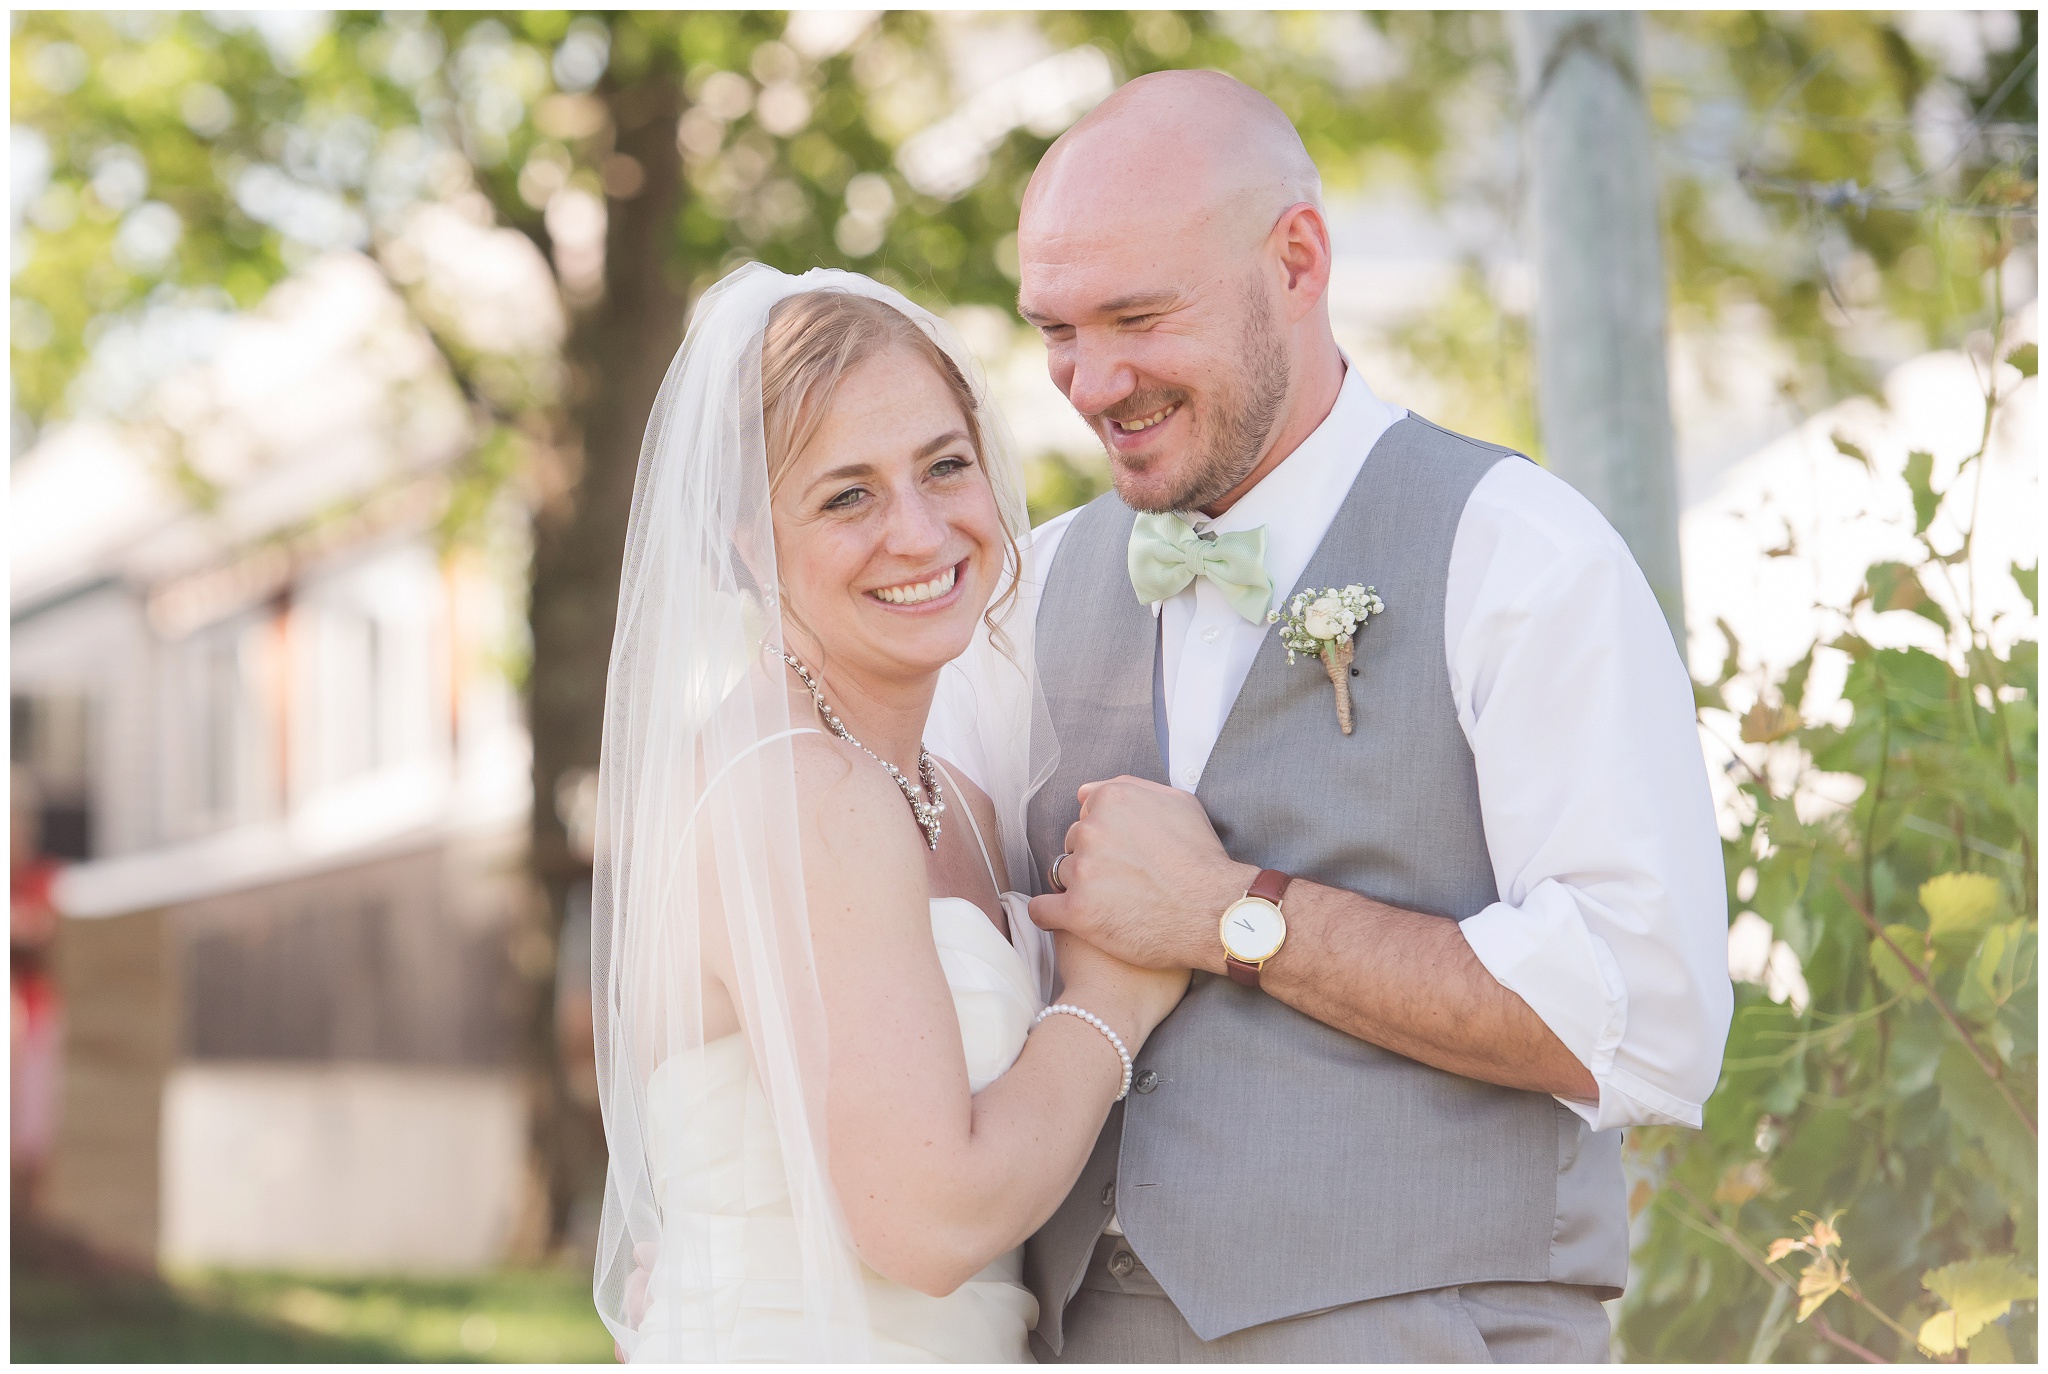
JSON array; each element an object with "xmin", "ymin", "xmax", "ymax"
[{"xmin": 1029, "ymin": 776, "xmax": 1254, "ymax": 973}]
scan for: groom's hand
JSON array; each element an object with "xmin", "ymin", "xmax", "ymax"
[{"xmin": 1029, "ymin": 776, "xmax": 1253, "ymax": 972}]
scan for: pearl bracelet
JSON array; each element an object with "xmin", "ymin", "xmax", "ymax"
[{"xmin": 1033, "ymin": 1003, "xmax": 1134, "ymax": 1102}]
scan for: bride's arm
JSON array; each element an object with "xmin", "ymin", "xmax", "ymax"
[{"xmin": 794, "ymin": 735, "xmax": 1180, "ymax": 1298}]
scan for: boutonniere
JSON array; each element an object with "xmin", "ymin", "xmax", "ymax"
[{"xmin": 1269, "ymin": 584, "xmax": 1384, "ymax": 734}]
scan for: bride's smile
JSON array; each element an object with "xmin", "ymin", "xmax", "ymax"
[{"xmin": 866, "ymin": 561, "xmax": 960, "ymax": 608}]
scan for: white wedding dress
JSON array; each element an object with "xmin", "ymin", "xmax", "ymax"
[{"xmin": 633, "ymin": 769, "xmax": 1051, "ymax": 1362}]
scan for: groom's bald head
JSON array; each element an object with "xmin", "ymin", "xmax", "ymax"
[
  {"xmin": 1021, "ymin": 70, "xmax": 1322, "ymax": 253},
  {"xmin": 1016, "ymin": 71, "xmax": 1342, "ymax": 516}
]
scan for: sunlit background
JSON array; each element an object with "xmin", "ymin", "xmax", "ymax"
[{"xmin": 10, "ymin": 9, "xmax": 2037, "ymax": 1362}]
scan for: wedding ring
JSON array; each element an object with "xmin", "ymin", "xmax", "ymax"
[{"xmin": 1048, "ymin": 852, "xmax": 1071, "ymax": 893}]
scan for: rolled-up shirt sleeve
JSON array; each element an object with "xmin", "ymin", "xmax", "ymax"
[{"xmin": 1448, "ymin": 460, "xmax": 1733, "ymax": 1132}]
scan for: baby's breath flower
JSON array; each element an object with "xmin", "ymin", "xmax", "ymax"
[{"xmin": 1274, "ymin": 583, "xmax": 1383, "ymax": 656}]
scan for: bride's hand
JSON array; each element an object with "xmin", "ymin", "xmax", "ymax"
[{"xmin": 1053, "ymin": 929, "xmax": 1190, "ymax": 1049}]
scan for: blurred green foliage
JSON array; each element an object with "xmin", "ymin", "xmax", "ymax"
[
  {"xmin": 10, "ymin": 12, "xmax": 2034, "ymax": 490},
  {"xmin": 7, "ymin": 10, "xmax": 1479, "ymax": 434},
  {"xmin": 1653, "ymin": 11, "xmax": 2037, "ymax": 412},
  {"xmin": 1623, "ymin": 279, "xmax": 2037, "ymax": 1359}
]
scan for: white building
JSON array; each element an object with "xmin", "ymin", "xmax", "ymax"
[{"xmin": 13, "ymin": 254, "xmax": 539, "ymax": 1272}]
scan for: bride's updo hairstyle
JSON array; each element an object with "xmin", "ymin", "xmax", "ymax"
[{"xmin": 758, "ymin": 289, "xmax": 1024, "ymax": 637}]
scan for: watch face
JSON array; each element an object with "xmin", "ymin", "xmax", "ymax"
[{"xmin": 1221, "ymin": 897, "xmax": 1286, "ymax": 962}]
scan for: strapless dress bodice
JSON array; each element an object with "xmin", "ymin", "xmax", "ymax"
[{"xmin": 632, "ymin": 895, "xmax": 1046, "ymax": 1362}]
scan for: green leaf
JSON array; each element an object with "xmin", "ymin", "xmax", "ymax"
[
  {"xmin": 1918, "ymin": 1256, "xmax": 2037, "ymax": 1354},
  {"xmin": 1745, "ymin": 1281, "xmax": 1796, "ymax": 1363},
  {"xmin": 1831, "ymin": 431, "xmax": 1872, "ymax": 469},
  {"xmin": 1871, "ymin": 924, "xmax": 1930, "ymax": 1001},
  {"xmin": 1937, "ymin": 1039, "xmax": 2035, "ymax": 1203},
  {"xmin": 1889, "ymin": 1019, "xmax": 1946, "ymax": 1095},
  {"xmin": 1958, "ymin": 921, "xmax": 2034, "ymax": 1020},
  {"xmin": 1713, "ymin": 1158, "xmax": 1772, "ymax": 1205},
  {"xmin": 1760, "ymin": 1045, "xmax": 1809, "ymax": 1116},
  {"xmin": 1795, "ymin": 1255, "xmax": 1847, "ymax": 1321},
  {"xmin": 1904, "ymin": 450, "xmax": 1940, "ymax": 536},
  {"xmin": 1740, "ymin": 700, "xmax": 1802, "ymax": 743},
  {"xmin": 1864, "ymin": 560, "xmax": 1950, "ymax": 628},
  {"xmin": 1777, "ymin": 900, "xmax": 1816, "ymax": 962},
  {"xmin": 1712, "ymin": 616, "xmax": 1742, "ymax": 687},
  {"xmin": 1998, "ymin": 972, "xmax": 2038, "ymax": 1065},
  {"xmin": 1827, "ymin": 630, "xmax": 1876, "ymax": 662},
  {"xmin": 2013, "ymin": 562, "xmax": 2038, "ymax": 615},
  {"xmin": 1921, "ymin": 872, "xmax": 2008, "ymax": 947},
  {"xmin": 1780, "ymin": 648, "xmax": 1815, "ymax": 718},
  {"xmin": 2005, "ymin": 342, "xmax": 2038, "ymax": 379},
  {"xmin": 1969, "ymin": 1322, "xmax": 2015, "ymax": 1362}
]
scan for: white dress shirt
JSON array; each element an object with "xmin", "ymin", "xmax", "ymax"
[{"xmin": 949, "ymin": 365, "xmax": 1731, "ymax": 1132}]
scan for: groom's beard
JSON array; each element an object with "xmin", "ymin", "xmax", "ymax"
[{"xmin": 1107, "ymin": 282, "xmax": 1292, "ymax": 515}]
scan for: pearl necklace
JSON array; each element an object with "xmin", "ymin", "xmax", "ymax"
[{"xmin": 779, "ymin": 650, "xmax": 946, "ymax": 851}]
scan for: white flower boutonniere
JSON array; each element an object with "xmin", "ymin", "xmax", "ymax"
[{"xmin": 1268, "ymin": 584, "xmax": 1385, "ymax": 734}]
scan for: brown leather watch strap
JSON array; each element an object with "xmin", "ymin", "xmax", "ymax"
[
  {"xmin": 1225, "ymin": 870, "xmax": 1292, "ymax": 989},
  {"xmin": 1246, "ymin": 868, "xmax": 1292, "ymax": 904}
]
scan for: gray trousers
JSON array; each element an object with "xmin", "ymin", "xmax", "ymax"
[{"xmin": 1034, "ymin": 1236, "xmax": 1611, "ymax": 1363}]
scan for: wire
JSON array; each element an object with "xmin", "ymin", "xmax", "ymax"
[
  {"xmin": 1732, "ymin": 44, "xmax": 2039, "ymax": 220},
  {"xmin": 1736, "ymin": 168, "xmax": 2037, "ymax": 219}
]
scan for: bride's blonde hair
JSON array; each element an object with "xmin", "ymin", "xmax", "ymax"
[{"xmin": 759, "ymin": 290, "xmax": 1023, "ymax": 637}]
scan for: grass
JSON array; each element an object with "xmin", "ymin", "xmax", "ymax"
[{"xmin": 12, "ymin": 1220, "xmax": 613, "ymax": 1363}]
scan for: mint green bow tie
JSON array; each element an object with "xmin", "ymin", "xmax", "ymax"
[{"xmin": 1126, "ymin": 512, "xmax": 1274, "ymax": 623}]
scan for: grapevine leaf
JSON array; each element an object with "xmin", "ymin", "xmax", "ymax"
[
  {"xmin": 1865, "ymin": 560, "xmax": 1950, "ymax": 629},
  {"xmin": 1918, "ymin": 1257, "xmax": 2037, "ymax": 1354},
  {"xmin": 1713, "ymin": 616, "xmax": 1743, "ymax": 686},
  {"xmin": 1829, "ymin": 630, "xmax": 1875, "ymax": 661},
  {"xmin": 1958, "ymin": 921, "xmax": 2033, "ymax": 1019},
  {"xmin": 1780, "ymin": 647, "xmax": 1815, "ymax": 717},
  {"xmin": 1740, "ymin": 700, "xmax": 1802, "ymax": 743},
  {"xmin": 1921, "ymin": 1309, "xmax": 1964, "ymax": 1356},
  {"xmin": 1714, "ymin": 1159, "xmax": 1771, "ymax": 1205},
  {"xmin": 1888, "ymin": 1011, "xmax": 1946, "ymax": 1093},
  {"xmin": 1921, "ymin": 872, "xmax": 2007, "ymax": 946},
  {"xmin": 1795, "ymin": 1255, "xmax": 1847, "ymax": 1320},
  {"xmin": 1871, "ymin": 924, "xmax": 1930, "ymax": 1001},
  {"xmin": 1904, "ymin": 450, "xmax": 1940, "ymax": 536},
  {"xmin": 1937, "ymin": 1040, "xmax": 2036, "ymax": 1202},
  {"xmin": 1968, "ymin": 1322, "xmax": 2015, "ymax": 1363}
]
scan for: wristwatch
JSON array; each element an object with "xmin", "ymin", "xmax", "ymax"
[{"xmin": 1220, "ymin": 868, "xmax": 1291, "ymax": 990}]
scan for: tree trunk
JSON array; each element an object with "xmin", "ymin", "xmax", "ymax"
[
  {"xmin": 1511, "ymin": 11, "xmax": 1687, "ymax": 648},
  {"xmin": 523, "ymin": 71, "xmax": 689, "ymax": 1250}
]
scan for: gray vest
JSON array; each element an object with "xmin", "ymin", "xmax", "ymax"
[{"xmin": 1023, "ymin": 417, "xmax": 1628, "ymax": 1347}]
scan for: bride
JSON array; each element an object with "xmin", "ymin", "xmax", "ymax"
[{"xmin": 592, "ymin": 264, "xmax": 1186, "ymax": 1361}]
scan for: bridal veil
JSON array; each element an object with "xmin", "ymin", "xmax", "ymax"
[{"xmin": 590, "ymin": 264, "xmax": 1053, "ymax": 1360}]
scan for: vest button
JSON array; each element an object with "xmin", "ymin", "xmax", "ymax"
[
  {"xmin": 1133, "ymin": 1069, "xmax": 1160, "ymax": 1094},
  {"xmin": 1109, "ymin": 1250, "xmax": 1137, "ymax": 1278},
  {"xmin": 1100, "ymin": 1180, "xmax": 1116, "ymax": 1208},
  {"xmin": 1200, "ymin": 624, "xmax": 1221, "ymax": 644}
]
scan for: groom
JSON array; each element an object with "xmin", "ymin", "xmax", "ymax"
[{"xmin": 994, "ymin": 71, "xmax": 1732, "ymax": 1360}]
